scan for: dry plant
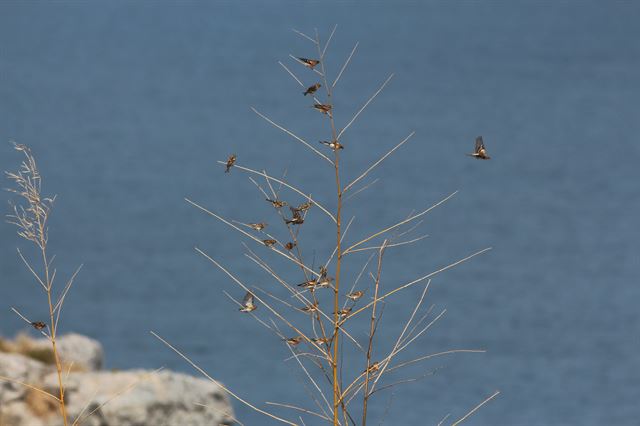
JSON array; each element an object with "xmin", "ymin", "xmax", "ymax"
[
  {"xmin": 153, "ymin": 26, "xmax": 498, "ymax": 425},
  {"xmin": 3, "ymin": 143, "xmax": 155, "ymax": 426},
  {"xmin": 3, "ymin": 142, "xmax": 79, "ymax": 426}
]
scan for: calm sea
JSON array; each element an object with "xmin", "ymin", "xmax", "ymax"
[{"xmin": 1, "ymin": 2, "xmax": 639, "ymax": 425}]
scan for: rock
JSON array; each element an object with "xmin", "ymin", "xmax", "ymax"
[
  {"xmin": 0, "ymin": 335, "xmax": 235, "ymax": 426},
  {"xmin": 30, "ymin": 333, "xmax": 104, "ymax": 371},
  {"xmin": 42, "ymin": 369, "xmax": 235, "ymax": 426}
]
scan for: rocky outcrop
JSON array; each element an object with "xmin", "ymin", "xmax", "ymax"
[{"xmin": 0, "ymin": 334, "xmax": 235, "ymax": 426}]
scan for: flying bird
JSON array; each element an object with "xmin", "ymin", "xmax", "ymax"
[
  {"xmin": 467, "ymin": 136, "xmax": 491, "ymax": 160},
  {"xmin": 239, "ymin": 292, "xmax": 257, "ymax": 312},
  {"xmin": 285, "ymin": 336, "xmax": 303, "ymax": 345}
]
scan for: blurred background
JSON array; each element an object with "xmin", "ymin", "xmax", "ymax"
[{"xmin": 1, "ymin": 1, "xmax": 639, "ymax": 425}]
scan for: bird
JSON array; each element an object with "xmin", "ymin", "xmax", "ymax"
[
  {"xmin": 285, "ymin": 216, "xmax": 304, "ymax": 225},
  {"xmin": 225, "ymin": 154, "xmax": 237, "ymax": 172},
  {"xmin": 295, "ymin": 201, "xmax": 313, "ymax": 212},
  {"xmin": 298, "ymin": 57, "xmax": 320, "ymax": 69},
  {"xmin": 346, "ymin": 291, "xmax": 364, "ymax": 301},
  {"xmin": 297, "ymin": 279, "xmax": 318, "ymax": 289},
  {"xmin": 247, "ymin": 223, "xmax": 267, "ymax": 231},
  {"xmin": 363, "ymin": 362, "xmax": 380, "ymax": 374},
  {"xmin": 263, "ymin": 239, "xmax": 277, "ymax": 247},
  {"xmin": 319, "ymin": 140, "xmax": 343, "ymax": 151},
  {"xmin": 316, "ymin": 276, "xmax": 333, "ymax": 288},
  {"xmin": 311, "ymin": 337, "xmax": 330, "ymax": 344},
  {"xmin": 304, "ymin": 83, "xmax": 321, "ymax": 96},
  {"xmin": 31, "ymin": 321, "xmax": 47, "ymax": 330},
  {"xmin": 266, "ymin": 198, "xmax": 288, "ymax": 208},
  {"xmin": 285, "ymin": 336, "xmax": 303, "ymax": 345},
  {"xmin": 285, "ymin": 242, "xmax": 297, "ymax": 251},
  {"xmin": 334, "ymin": 307, "xmax": 352, "ymax": 319},
  {"xmin": 313, "ymin": 104, "xmax": 332, "ymax": 115},
  {"xmin": 239, "ymin": 292, "xmax": 257, "ymax": 312},
  {"xmin": 299, "ymin": 302, "xmax": 319, "ymax": 314},
  {"xmin": 467, "ymin": 136, "xmax": 491, "ymax": 160}
]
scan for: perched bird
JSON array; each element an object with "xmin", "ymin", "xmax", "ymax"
[
  {"xmin": 319, "ymin": 265, "xmax": 328, "ymax": 278},
  {"xmin": 31, "ymin": 321, "xmax": 46, "ymax": 330},
  {"xmin": 239, "ymin": 292, "xmax": 257, "ymax": 312},
  {"xmin": 300, "ymin": 302, "xmax": 319, "ymax": 314},
  {"xmin": 316, "ymin": 276, "xmax": 333, "ymax": 288},
  {"xmin": 225, "ymin": 154, "xmax": 237, "ymax": 172},
  {"xmin": 334, "ymin": 307, "xmax": 352, "ymax": 319},
  {"xmin": 297, "ymin": 279, "xmax": 318, "ymax": 289},
  {"xmin": 285, "ymin": 216, "xmax": 304, "ymax": 225},
  {"xmin": 311, "ymin": 337, "xmax": 330, "ymax": 344},
  {"xmin": 467, "ymin": 136, "xmax": 491, "ymax": 160},
  {"xmin": 263, "ymin": 239, "xmax": 277, "ymax": 247},
  {"xmin": 304, "ymin": 83, "xmax": 321, "ymax": 96},
  {"xmin": 285, "ymin": 336, "xmax": 304, "ymax": 345},
  {"xmin": 319, "ymin": 140, "xmax": 343, "ymax": 151},
  {"xmin": 247, "ymin": 223, "xmax": 267, "ymax": 231},
  {"xmin": 285, "ymin": 242, "xmax": 297, "ymax": 251},
  {"xmin": 346, "ymin": 291, "xmax": 364, "ymax": 301},
  {"xmin": 313, "ymin": 104, "xmax": 332, "ymax": 115},
  {"xmin": 298, "ymin": 57, "xmax": 320, "ymax": 69},
  {"xmin": 295, "ymin": 201, "xmax": 313, "ymax": 212},
  {"xmin": 363, "ymin": 362, "xmax": 380, "ymax": 374},
  {"xmin": 266, "ymin": 198, "xmax": 288, "ymax": 208}
]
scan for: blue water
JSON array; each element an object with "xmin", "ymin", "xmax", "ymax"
[{"xmin": 1, "ymin": 2, "xmax": 639, "ymax": 425}]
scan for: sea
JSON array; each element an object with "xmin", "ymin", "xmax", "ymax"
[{"xmin": 1, "ymin": 2, "xmax": 639, "ymax": 425}]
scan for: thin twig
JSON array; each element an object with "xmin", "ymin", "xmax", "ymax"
[
  {"xmin": 343, "ymin": 132, "xmax": 414, "ymax": 193},
  {"xmin": 251, "ymin": 107, "xmax": 334, "ymax": 165},
  {"xmin": 152, "ymin": 332, "xmax": 297, "ymax": 426},
  {"xmin": 451, "ymin": 390, "xmax": 500, "ymax": 426},
  {"xmin": 332, "ymin": 42, "xmax": 359, "ymax": 89},
  {"xmin": 337, "ymin": 74, "xmax": 394, "ymax": 141}
]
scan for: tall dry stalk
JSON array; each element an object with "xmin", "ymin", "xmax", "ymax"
[
  {"xmin": 4, "ymin": 142, "xmax": 82, "ymax": 426},
  {"xmin": 154, "ymin": 26, "xmax": 496, "ymax": 425}
]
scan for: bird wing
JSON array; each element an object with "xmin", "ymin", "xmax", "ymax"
[
  {"xmin": 242, "ymin": 291, "xmax": 254, "ymax": 306},
  {"xmin": 475, "ymin": 136, "xmax": 484, "ymax": 153}
]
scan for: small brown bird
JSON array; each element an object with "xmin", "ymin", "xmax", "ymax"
[
  {"xmin": 334, "ymin": 307, "xmax": 352, "ymax": 319},
  {"xmin": 239, "ymin": 291, "xmax": 257, "ymax": 312},
  {"xmin": 363, "ymin": 362, "xmax": 380, "ymax": 374},
  {"xmin": 316, "ymin": 276, "xmax": 333, "ymax": 288},
  {"xmin": 247, "ymin": 223, "xmax": 267, "ymax": 231},
  {"xmin": 295, "ymin": 201, "xmax": 313, "ymax": 212},
  {"xmin": 319, "ymin": 265, "xmax": 328, "ymax": 278},
  {"xmin": 346, "ymin": 291, "xmax": 364, "ymax": 301},
  {"xmin": 311, "ymin": 337, "xmax": 330, "ymax": 344},
  {"xmin": 263, "ymin": 239, "xmax": 277, "ymax": 247},
  {"xmin": 298, "ymin": 57, "xmax": 320, "ymax": 69},
  {"xmin": 266, "ymin": 198, "xmax": 288, "ymax": 208},
  {"xmin": 285, "ymin": 216, "xmax": 304, "ymax": 225},
  {"xmin": 285, "ymin": 242, "xmax": 297, "ymax": 251},
  {"xmin": 297, "ymin": 279, "xmax": 318, "ymax": 289},
  {"xmin": 467, "ymin": 136, "xmax": 491, "ymax": 160},
  {"xmin": 300, "ymin": 302, "xmax": 319, "ymax": 314},
  {"xmin": 225, "ymin": 154, "xmax": 237, "ymax": 172},
  {"xmin": 313, "ymin": 104, "xmax": 332, "ymax": 115},
  {"xmin": 319, "ymin": 140, "xmax": 343, "ymax": 151},
  {"xmin": 31, "ymin": 321, "xmax": 47, "ymax": 330},
  {"xmin": 304, "ymin": 83, "xmax": 321, "ymax": 96},
  {"xmin": 285, "ymin": 336, "xmax": 304, "ymax": 345}
]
